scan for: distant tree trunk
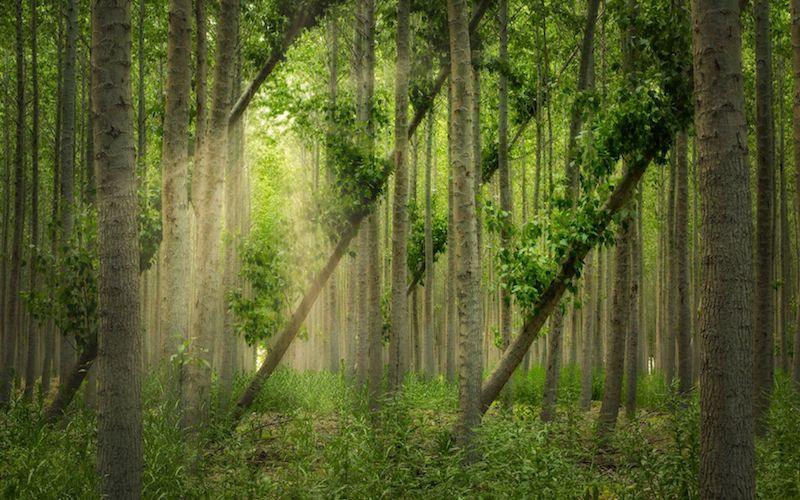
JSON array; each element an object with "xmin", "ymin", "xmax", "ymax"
[
  {"xmin": 424, "ymin": 108, "xmax": 435, "ymax": 377},
  {"xmin": 0, "ymin": 88, "xmax": 10, "ymax": 401},
  {"xmin": 777, "ymin": 52, "xmax": 791, "ymax": 376},
  {"xmin": 137, "ymin": 0, "xmax": 146, "ymax": 185},
  {"xmin": 693, "ymin": 0, "xmax": 756, "ymax": 495},
  {"xmin": 665, "ymin": 147, "xmax": 676, "ymax": 383},
  {"xmin": 389, "ymin": 0, "xmax": 410, "ymax": 392},
  {"xmin": 24, "ymin": 0, "xmax": 41, "ymax": 403},
  {"xmin": 59, "ymin": 0, "xmax": 79, "ymax": 386},
  {"xmin": 497, "ymin": 0, "xmax": 513, "ymax": 379},
  {"xmin": 792, "ymin": 0, "xmax": 800, "ymax": 390},
  {"xmin": 675, "ymin": 131, "xmax": 692, "ymax": 393},
  {"xmin": 326, "ymin": 19, "xmax": 340, "ymax": 374},
  {"xmin": 195, "ymin": 0, "xmax": 207, "ymax": 150},
  {"xmin": 625, "ymin": 195, "xmax": 640, "ymax": 418},
  {"xmin": 753, "ymin": 0, "xmax": 775, "ymax": 435},
  {"xmin": 159, "ymin": 0, "xmax": 192, "ymax": 403},
  {"xmin": 1, "ymin": 0, "xmax": 26, "ymax": 407},
  {"xmin": 183, "ymin": 0, "xmax": 239, "ymax": 431},
  {"xmin": 448, "ymin": 0, "xmax": 481, "ymax": 463},
  {"xmin": 92, "ymin": 0, "xmax": 143, "ymax": 495},
  {"xmin": 580, "ymin": 250, "xmax": 594, "ymax": 410},
  {"xmin": 598, "ymin": 207, "xmax": 631, "ymax": 435},
  {"xmin": 541, "ymin": 0, "xmax": 599, "ymax": 421},
  {"xmin": 219, "ymin": 49, "xmax": 243, "ymax": 406},
  {"xmin": 446, "ymin": 92, "xmax": 457, "ymax": 383},
  {"xmin": 42, "ymin": 16, "xmax": 64, "ymax": 396}
]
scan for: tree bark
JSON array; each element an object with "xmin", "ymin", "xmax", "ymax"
[
  {"xmin": 599, "ymin": 208, "xmax": 631, "ymax": 434},
  {"xmin": 326, "ymin": 19, "xmax": 340, "ymax": 374},
  {"xmin": 24, "ymin": 0, "xmax": 41, "ymax": 403},
  {"xmin": 692, "ymin": 0, "xmax": 756, "ymax": 495},
  {"xmin": 92, "ymin": 0, "xmax": 143, "ymax": 495},
  {"xmin": 675, "ymin": 131, "xmax": 692, "ymax": 393},
  {"xmin": 183, "ymin": 0, "xmax": 239, "ymax": 431},
  {"xmin": 159, "ymin": 0, "xmax": 192, "ymax": 403},
  {"xmin": 792, "ymin": 0, "xmax": 800, "ymax": 390},
  {"xmin": 388, "ymin": 0, "xmax": 411, "ymax": 392},
  {"xmin": 448, "ymin": 0, "xmax": 481, "ymax": 463},
  {"xmin": 1, "ymin": 0, "xmax": 26, "ymax": 408},
  {"xmin": 752, "ymin": 0, "xmax": 775, "ymax": 435}
]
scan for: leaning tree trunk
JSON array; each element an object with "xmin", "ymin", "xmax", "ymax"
[
  {"xmin": 693, "ymin": 0, "xmax": 756, "ymax": 495},
  {"xmin": 159, "ymin": 0, "xmax": 192, "ymax": 403},
  {"xmin": 752, "ymin": 0, "xmax": 775, "ymax": 436},
  {"xmin": 92, "ymin": 0, "xmax": 143, "ymax": 496}
]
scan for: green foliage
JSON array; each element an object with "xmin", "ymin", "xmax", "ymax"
[
  {"xmin": 228, "ymin": 224, "xmax": 295, "ymax": 347},
  {"xmin": 757, "ymin": 377, "xmax": 800, "ymax": 498},
  {"xmin": 25, "ymin": 207, "xmax": 98, "ymax": 349},
  {"xmin": 406, "ymin": 199, "xmax": 448, "ymax": 284}
]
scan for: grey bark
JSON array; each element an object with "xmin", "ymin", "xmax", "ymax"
[
  {"xmin": 675, "ymin": 131, "xmax": 692, "ymax": 393},
  {"xmin": 93, "ymin": 0, "xmax": 143, "ymax": 495},
  {"xmin": 693, "ymin": 0, "xmax": 756, "ymax": 495},
  {"xmin": 752, "ymin": 0, "xmax": 775, "ymax": 435}
]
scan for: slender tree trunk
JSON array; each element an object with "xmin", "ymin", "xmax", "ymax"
[
  {"xmin": 599, "ymin": 206, "xmax": 631, "ymax": 435},
  {"xmin": 23, "ymin": 0, "xmax": 41, "ymax": 402},
  {"xmin": 497, "ymin": 0, "xmax": 513, "ymax": 380},
  {"xmin": 59, "ymin": 0, "xmax": 79, "ymax": 386},
  {"xmin": 778, "ymin": 53, "xmax": 791, "ymax": 376},
  {"xmin": 0, "ymin": 87, "xmax": 9, "ymax": 400},
  {"xmin": 666, "ymin": 145, "xmax": 677, "ymax": 383},
  {"xmin": 675, "ymin": 131, "xmax": 692, "ymax": 393},
  {"xmin": 137, "ymin": 0, "xmax": 146, "ymax": 186},
  {"xmin": 424, "ymin": 108, "xmax": 435, "ymax": 377},
  {"xmin": 159, "ymin": 0, "xmax": 192, "ymax": 403},
  {"xmin": 183, "ymin": 0, "xmax": 239, "ymax": 431},
  {"xmin": 326, "ymin": 19, "xmax": 340, "ymax": 374},
  {"xmin": 625, "ymin": 195, "xmax": 641, "ymax": 418},
  {"xmin": 195, "ymin": 0, "xmax": 207, "ymax": 150},
  {"xmin": 1, "ymin": 0, "xmax": 26, "ymax": 407},
  {"xmin": 93, "ymin": 0, "xmax": 143, "ymax": 495},
  {"xmin": 693, "ymin": 0, "xmax": 756, "ymax": 494},
  {"xmin": 792, "ymin": 0, "xmax": 800, "ymax": 390},
  {"xmin": 448, "ymin": 0, "xmax": 481, "ymax": 462},
  {"xmin": 752, "ymin": 0, "xmax": 775, "ymax": 435},
  {"xmin": 388, "ymin": 0, "xmax": 410, "ymax": 392},
  {"xmin": 580, "ymin": 250, "xmax": 594, "ymax": 410}
]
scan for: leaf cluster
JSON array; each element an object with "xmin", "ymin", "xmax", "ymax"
[{"xmin": 406, "ymin": 199, "xmax": 448, "ymax": 284}]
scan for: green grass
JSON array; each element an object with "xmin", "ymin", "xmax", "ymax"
[{"xmin": 1, "ymin": 368, "xmax": 799, "ymax": 498}]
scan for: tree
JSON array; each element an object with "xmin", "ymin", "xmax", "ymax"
[
  {"xmin": 497, "ymin": 0, "xmax": 512, "ymax": 376},
  {"xmin": 1, "ymin": 0, "xmax": 26, "ymax": 408},
  {"xmin": 692, "ymin": 0, "xmax": 756, "ymax": 495},
  {"xmin": 389, "ymin": 0, "xmax": 411, "ymax": 392},
  {"xmin": 159, "ymin": 0, "xmax": 192, "ymax": 402},
  {"xmin": 447, "ymin": 0, "xmax": 481, "ymax": 463},
  {"xmin": 675, "ymin": 130, "xmax": 692, "ymax": 394},
  {"xmin": 792, "ymin": 0, "xmax": 800, "ymax": 391},
  {"xmin": 92, "ymin": 0, "xmax": 143, "ymax": 495},
  {"xmin": 59, "ymin": 0, "xmax": 79, "ymax": 384},
  {"xmin": 183, "ymin": 0, "xmax": 239, "ymax": 431},
  {"xmin": 752, "ymin": 0, "xmax": 775, "ymax": 435}
]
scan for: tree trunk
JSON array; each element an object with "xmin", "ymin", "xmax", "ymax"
[
  {"xmin": 1, "ymin": 0, "xmax": 26, "ymax": 408},
  {"xmin": 389, "ymin": 0, "xmax": 410, "ymax": 392},
  {"xmin": 580, "ymin": 251, "xmax": 594, "ymax": 410},
  {"xmin": 792, "ymin": 0, "xmax": 800, "ymax": 390},
  {"xmin": 778, "ymin": 53, "xmax": 791, "ymax": 376},
  {"xmin": 159, "ymin": 0, "xmax": 192, "ymax": 403},
  {"xmin": 599, "ymin": 208, "xmax": 631, "ymax": 435},
  {"xmin": 92, "ymin": 0, "xmax": 143, "ymax": 495},
  {"xmin": 424, "ymin": 107, "xmax": 435, "ymax": 377},
  {"xmin": 448, "ymin": 0, "xmax": 481, "ymax": 463},
  {"xmin": 693, "ymin": 0, "xmax": 756, "ymax": 495},
  {"xmin": 23, "ymin": 0, "xmax": 41, "ymax": 402},
  {"xmin": 752, "ymin": 0, "xmax": 775, "ymax": 435},
  {"xmin": 326, "ymin": 19, "xmax": 340, "ymax": 374},
  {"xmin": 625, "ymin": 196, "xmax": 640, "ymax": 418},
  {"xmin": 183, "ymin": 0, "xmax": 239, "ymax": 431},
  {"xmin": 675, "ymin": 131, "xmax": 692, "ymax": 393},
  {"xmin": 497, "ymin": 0, "xmax": 513, "ymax": 381}
]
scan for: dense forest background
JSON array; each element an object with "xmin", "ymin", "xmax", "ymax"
[{"xmin": 0, "ymin": 0, "xmax": 799, "ymax": 497}]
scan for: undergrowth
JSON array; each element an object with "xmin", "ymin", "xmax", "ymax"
[{"xmin": 1, "ymin": 369, "xmax": 798, "ymax": 499}]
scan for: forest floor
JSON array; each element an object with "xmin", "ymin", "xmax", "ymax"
[{"xmin": 1, "ymin": 368, "xmax": 799, "ymax": 499}]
